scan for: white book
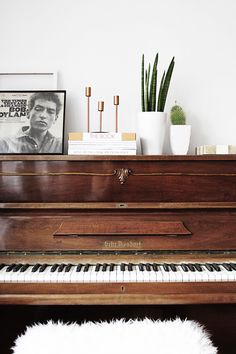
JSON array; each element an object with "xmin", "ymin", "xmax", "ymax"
[
  {"xmin": 68, "ymin": 149, "xmax": 137, "ymax": 155},
  {"xmin": 196, "ymin": 144, "xmax": 236, "ymax": 155},
  {"xmin": 68, "ymin": 142, "xmax": 137, "ymax": 149},
  {"xmin": 68, "ymin": 132, "xmax": 136, "ymax": 142}
]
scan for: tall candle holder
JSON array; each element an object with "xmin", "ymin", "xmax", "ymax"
[
  {"xmin": 98, "ymin": 101, "xmax": 104, "ymax": 132},
  {"xmin": 85, "ymin": 87, "xmax": 91, "ymax": 132},
  {"xmin": 114, "ymin": 95, "xmax": 119, "ymax": 132}
]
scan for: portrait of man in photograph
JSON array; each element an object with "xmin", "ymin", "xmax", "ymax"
[{"xmin": 0, "ymin": 91, "xmax": 65, "ymax": 154}]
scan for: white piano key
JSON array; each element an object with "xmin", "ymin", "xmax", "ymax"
[
  {"xmin": 88, "ymin": 265, "xmax": 98, "ymax": 282},
  {"xmin": 136, "ymin": 267, "xmax": 144, "ymax": 282},
  {"xmin": 174, "ymin": 266, "xmax": 184, "ymax": 282},
  {"xmin": 159, "ymin": 266, "xmax": 170, "ymax": 282},
  {"xmin": 0, "ymin": 266, "xmax": 9, "ymax": 282},
  {"xmin": 23, "ymin": 266, "xmax": 36, "ymax": 282},
  {"xmin": 202, "ymin": 266, "xmax": 216, "ymax": 282},
  {"xmin": 83, "ymin": 266, "xmax": 93, "ymax": 283},
  {"xmin": 154, "ymin": 267, "xmax": 164, "ymax": 282},
  {"xmin": 116, "ymin": 265, "xmax": 124, "ymax": 282},
  {"xmin": 109, "ymin": 268, "xmax": 117, "ymax": 282},
  {"xmin": 219, "ymin": 266, "xmax": 236, "ymax": 281},
  {"xmin": 129, "ymin": 265, "xmax": 138, "ymax": 282},
  {"xmin": 42, "ymin": 266, "xmax": 54, "ymax": 282},
  {"xmin": 69, "ymin": 266, "xmax": 79, "ymax": 283},
  {"xmin": 194, "ymin": 269, "xmax": 208, "ymax": 282},
  {"xmin": 123, "ymin": 266, "xmax": 130, "ymax": 282}
]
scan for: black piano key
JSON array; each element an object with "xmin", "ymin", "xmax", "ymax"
[
  {"xmin": 205, "ymin": 264, "xmax": 214, "ymax": 272},
  {"xmin": 20, "ymin": 264, "xmax": 30, "ymax": 272},
  {"xmin": 13, "ymin": 264, "xmax": 23, "ymax": 272},
  {"xmin": 210, "ymin": 263, "xmax": 221, "ymax": 272},
  {"xmin": 163, "ymin": 264, "xmax": 170, "ymax": 272},
  {"xmin": 180, "ymin": 264, "xmax": 189, "ymax": 272},
  {"xmin": 145, "ymin": 263, "xmax": 151, "ymax": 271},
  {"xmin": 6, "ymin": 264, "xmax": 16, "ymax": 272},
  {"xmin": 76, "ymin": 264, "xmax": 83, "ymax": 272},
  {"xmin": 95, "ymin": 264, "xmax": 101, "ymax": 272},
  {"xmin": 170, "ymin": 264, "xmax": 177, "ymax": 272},
  {"xmin": 57, "ymin": 264, "xmax": 65, "ymax": 272},
  {"xmin": 229, "ymin": 263, "xmax": 236, "ymax": 271},
  {"xmin": 102, "ymin": 264, "xmax": 107, "ymax": 272},
  {"xmin": 39, "ymin": 264, "xmax": 48, "ymax": 272},
  {"xmin": 152, "ymin": 263, "xmax": 159, "ymax": 272},
  {"xmin": 222, "ymin": 263, "xmax": 233, "ymax": 271},
  {"xmin": 194, "ymin": 264, "xmax": 203, "ymax": 272},
  {"xmin": 65, "ymin": 264, "xmax": 73, "ymax": 272},
  {"xmin": 83, "ymin": 264, "xmax": 90, "ymax": 272},
  {"xmin": 186, "ymin": 264, "xmax": 196, "ymax": 272},
  {"xmin": 128, "ymin": 263, "xmax": 133, "ymax": 271},
  {"xmin": 120, "ymin": 263, "xmax": 126, "ymax": 271},
  {"xmin": 50, "ymin": 264, "xmax": 59, "ymax": 272},
  {"xmin": 109, "ymin": 263, "xmax": 115, "ymax": 272},
  {"xmin": 138, "ymin": 264, "xmax": 144, "ymax": 271},
  {"xmin": 32, "ymin": 264, "xmax": 41, "ymax": 272}
]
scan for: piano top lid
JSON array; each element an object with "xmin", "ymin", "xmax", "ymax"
[{"xmin": 1, "ymin": 155, "xmax": 236, "ymax": 161}]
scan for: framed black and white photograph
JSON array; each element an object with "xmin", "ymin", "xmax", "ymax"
[{"xmin": 0, "ymin": 90, "xmax": 66, "ymax": 154}]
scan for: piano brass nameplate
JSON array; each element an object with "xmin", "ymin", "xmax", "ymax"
[{"xmin": 103, "ymin": 240, "xmax": 143, "ymax": 249}]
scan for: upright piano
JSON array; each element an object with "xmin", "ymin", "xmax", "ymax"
[{"xmin": 0, "ymin": 155, "xmax": 235, "ymax": 353}]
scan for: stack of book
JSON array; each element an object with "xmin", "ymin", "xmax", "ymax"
[
  {"xmin": 68, "ymin": 132, "xmax": 137, "ymax": 155},
  {"xmin": 195, "ymin": 144, "xmax": 236, "ymax": 155}
]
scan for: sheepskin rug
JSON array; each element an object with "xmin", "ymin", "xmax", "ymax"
[{"xmin": 12, "ymin": 318, "xmax": 217, "ymax": 354}]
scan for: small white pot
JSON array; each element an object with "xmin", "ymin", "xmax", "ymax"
[
  {"xmin": 138, "ymin": 112, "xmax": 166, "ymax": 155},
  {"xmin": 170, "ymin": 125, "xmax": 191, "ymax": 155}
]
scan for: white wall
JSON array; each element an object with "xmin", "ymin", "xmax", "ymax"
[{"xmin": 0, "ymin": 0, "xmax": 236, "ymax": 153}]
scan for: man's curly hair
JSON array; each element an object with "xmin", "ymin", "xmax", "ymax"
[{"xmin": 28, "ymin": 92, "xmax": 62, "ymax": 116}]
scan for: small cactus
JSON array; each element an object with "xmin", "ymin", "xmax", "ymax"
[{"xmin": 170, "ymin": 104, "xmax": 186, "ymax": 125}]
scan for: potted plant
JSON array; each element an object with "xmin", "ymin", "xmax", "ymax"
[
  {"xmin": 170, "ymin": 104, "xmax": 191, "ymax": 155},
  {"xmin": 138, "ymin": 53, "xmax": 175, "ymax": 155}
]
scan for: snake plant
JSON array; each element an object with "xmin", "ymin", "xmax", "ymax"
[{"xmin": 141, "ymin": 53, "xmax": 175, "ymax": 112}]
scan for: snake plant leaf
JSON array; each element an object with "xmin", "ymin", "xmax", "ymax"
[
  {"xmin": 149, "ymin": 53, "xmax": 158, "ymax": 111},
  {"xmin": 157, "ymin": 71, "xmax": 166, "ymax": 112},
  {"xmin": 159, "ymin": 57, "xmax": 175, "ymax": 112},
  {"xmin": 141, "ymin": 54, "xmax": 145, "ymax": 111},
  {"xmin": 145, "ymin": 64, "xmax": 151, "ymax": 111}
]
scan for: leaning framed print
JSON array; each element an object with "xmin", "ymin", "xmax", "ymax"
[{"xmin": 0, "ymin": 90, "xmax": 66, "ymax": 154}]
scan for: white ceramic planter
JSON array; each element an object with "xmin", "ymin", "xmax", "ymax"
[
  {"xmin": 138, "ymin": 112, "xmax": 166, "ymax": 155},
  {"xmin": 170, "ymin": 125, "xmax": 191, "ymax": 155}
]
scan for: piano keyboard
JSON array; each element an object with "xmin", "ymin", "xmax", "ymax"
[{"xmin": 0, "ymin": 262, "xmax": 236, "ymax": 283}]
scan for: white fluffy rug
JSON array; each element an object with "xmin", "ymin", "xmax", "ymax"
[{"xmin": 12, "ymin": 318, "xmax": 217, "ymax": 354}]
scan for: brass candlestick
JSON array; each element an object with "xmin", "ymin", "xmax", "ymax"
[
  {"xmin": 114, "ymin": 95, "xmax": 119, "ymax": 132},
  {"xmin": 85, "ymin": 86, "xmax": 91, "ymax": 132},
  {"xmin": 98, "ymin": 101, "xmax": 104, "ymax": 132}
]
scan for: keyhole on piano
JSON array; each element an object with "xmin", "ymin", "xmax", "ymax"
[{"xmin": 121, "ymin": 286, "xmax": 125, "ymax": 292}]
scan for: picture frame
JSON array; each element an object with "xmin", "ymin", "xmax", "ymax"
[{"xmin": 0, "ymin": 90, "xmax": 66, "ymax": 154}]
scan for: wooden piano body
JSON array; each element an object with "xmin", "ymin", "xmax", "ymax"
[{"xmin": 0, "ymin": 155, "xmax": 235, "ymax": 353}]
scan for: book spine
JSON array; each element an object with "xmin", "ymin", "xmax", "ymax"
[
  {"xmin": 68, "ymin": 149, "xmax": 137, "ymax": 155},
  {"xmin": 68, "ymin": 132, "xmax": 136, "ymax": 141}
]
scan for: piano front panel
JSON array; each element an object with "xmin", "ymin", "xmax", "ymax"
[
  {"xmin": 1, "ymin": 156, "xmax": 236, "ymax": 204},
  {"xmin": 0, "ymin": 210, "xmax": 236, "ymax": 251}
]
